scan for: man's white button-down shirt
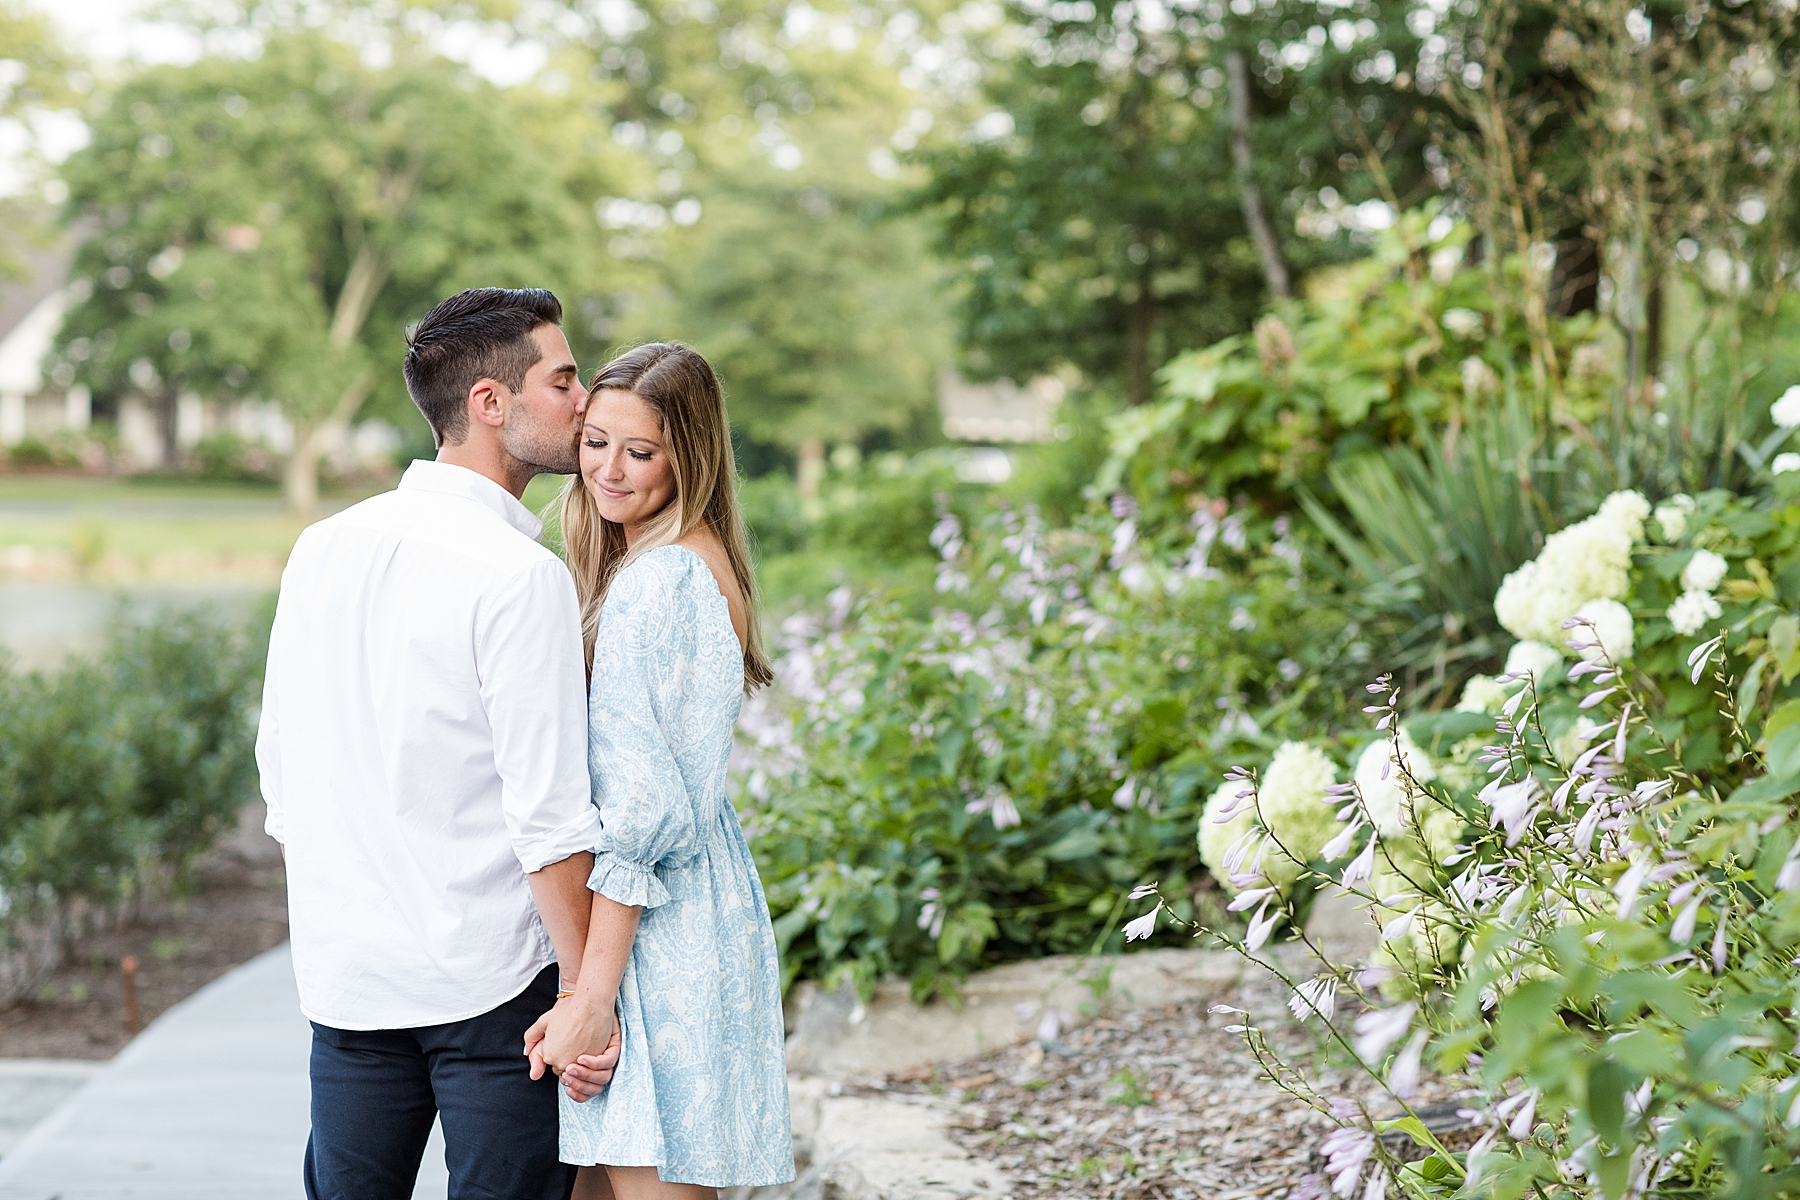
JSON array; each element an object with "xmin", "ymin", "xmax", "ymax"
[{"xmin": 257, "ymin": 459, "xmax": 599, "ymax": 1030}]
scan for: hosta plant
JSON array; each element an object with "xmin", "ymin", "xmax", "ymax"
[{"xmin": 1128, "ymin": 482, "xmax": 1800, "ymax": 1198}]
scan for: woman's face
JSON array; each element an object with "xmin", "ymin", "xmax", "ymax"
[{"xmin": 581, "ymin": 388, "xmax": 675, "ymax": 538}]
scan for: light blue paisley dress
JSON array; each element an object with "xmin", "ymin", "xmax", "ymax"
[{"xmin": 558, "ymin": 544, "xmax": 794, "ymax": 1187}]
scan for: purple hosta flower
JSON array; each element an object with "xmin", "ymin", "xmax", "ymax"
[
  {"xmin": 1319, "ymin": 1127, "xmax": 1376, "ymax": 1198},
  {"xmin": 1127, "ymin": 883, "xmax": 1159, "ymax": 901},
  {"xmin": 1228, "ymin": 885, "xmax": 1278, "ymax": 913},
  {"xmin": 1380, "ymin": 906, "xmax": 1420, "ymax": 944},
  {"xmin": 1671, "ymin": 890, "xmax": 1707, "ymax": 945},
  {"xmin": 1245, "ymin": 896, "xmax": 1282, "ymax": 951},
  {"xmin": 1572, "ymin": 804, "xmax": 1605, "ymax": 857},
  {"xmin": 1291, "ymin": 1173, "xmax": 1330, "ymax": 1200},
  {"xmin": 1360, "ymin": 1163, "xmax": 1389, "ymax": 1200},
  {"xmin": 1483, "ymin": 778, "xmax": 1541, "ymax": 846},
  {"xmin": 918, "ymin": 888, "xmax": 945, "ymax": 939},
  {"xmin": 1341, "ymin": 838, "xmax": 1378, "ymax": 889},
  {"xmin": 1122, "ymin": 901, "xmax": 1162, "ymax": 942},
  {"xmin": 1322, "ymin": 815, "xmax": 1365, "ymax": 862},
  {"xmin": 1289, "ymin": 975, "xmax": 1339, "ymax": 1022},
  {"xmin": 1113, "ymin": 777, "xmax": 1138, "ymax": 809},
  {"xmin": 966, "ymin": 788, "xmax": 1022, "ymax": 830},
  {"xmin": 1494, "ymin": 1088, "xmax": 1539, "ymax": 1140},
  {"xmin": 1711, "ymin": 913, "xmax": 1729, "ymax": 973},
  {"xmin": 1037, "ymin": 1007, "xmax": 1073, "ymax": 1042},
  {"xmin": 1389, "ymin": 1028, "xmax": 1428, "ymax": 1098},
  {"xmin": 1352, "ymin": 1002, "xmax": 1416, "ymax": 1062},
  {"xmin": 1778, "ymin": 843, "xmax": 1800, "ymax": 893},
  {"xmin": 1614, "ymin": 856, "xmax": 1653, "ymax": 919},
  {"xmin": 1687, "ymin": 633, "xmax": 1726, "ymax": 684}
]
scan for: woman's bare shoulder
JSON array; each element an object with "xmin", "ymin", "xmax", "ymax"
[{"xmin": 674, "ymin": 532, "xmax": 748, "ymax": 651}]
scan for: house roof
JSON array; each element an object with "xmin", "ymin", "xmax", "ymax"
[{"xmin": 0, "ymin": 237, "xmax": 74, "ymax": 344}]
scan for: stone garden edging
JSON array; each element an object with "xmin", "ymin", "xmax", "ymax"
[{"xmin": 764, "ymin": 945, "xmax": 1260, "ymax": 1200}]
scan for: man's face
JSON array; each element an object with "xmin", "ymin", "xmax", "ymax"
[{"xmin": 499, "ymin": 324, "xmax": 583, "ymax": 475}]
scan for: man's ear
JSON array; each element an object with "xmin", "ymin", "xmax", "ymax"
[{"xmin": 467, "ymin": 378, "xmax": 509, "ymax": 431}]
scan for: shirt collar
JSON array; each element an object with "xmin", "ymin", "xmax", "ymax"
[{"xmin": 398, "ymin": 460, "xmax": 545, "ymax": 542}]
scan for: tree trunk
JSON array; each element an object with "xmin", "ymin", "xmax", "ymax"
[
  {"xmin": 156, "ymin": 386, "xmax": 180, "ymax": 466},
  {"xmin": 1127, "ymin": 276, "xmax": 1154, "ymax": 405},
  {"xmin": 1644, "ymin": 269, "xmax": 1663, "ymax": 402},
  {"xmin": 1225, "ymin": 50, "xmax": 1291, "ymax": 301},
  {"xmin": 283, "ymin": 426, "xmax": 326, "ymax": 518},
  {"xmin": 795, "ymin": 437, "xmax": 826, "ymax": 501},
  {"xmin": 283, "ymin": 372, "xmax": 375, "ymax": 519}
]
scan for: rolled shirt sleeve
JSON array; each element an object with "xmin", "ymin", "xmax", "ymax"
[{"xmin": 476, "ymin": 557, "xmax": 601, "ymax": 873}]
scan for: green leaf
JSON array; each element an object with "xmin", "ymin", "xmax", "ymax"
[
  {"xmin": 1767, "ymin": 724, "xmax": 1800, "ymax": 779},
  {"xmin": 1417, "ymin": 1154, "xmax": 1456, "ymax": 1183},
  {"xmin": 1375, "ymin": 1115, "xmax": 1435, "ymax": 1147},
  {"xmin": 1587, "ymin": 1058, "xmax": 1627, "ymax": 1144},
  {"xmin": 1773, "ymin": 616, "xmax": 1800, "ymax": 684},
  {"xmin": 1765, "ymin": 698, "xmax": 1800, "ymax": 743},
  {"xmin": 1595, "ymin": 1150, "xmax": 1631, "ymax": 1200}
]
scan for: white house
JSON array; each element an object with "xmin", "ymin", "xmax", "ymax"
[
  {"xmin": 0, "ymin": 243, "xmax": 398, "ymax": 472},
  {"xmin": 0, "ymin": 240, "xmax": 91, "ymax": 450}
]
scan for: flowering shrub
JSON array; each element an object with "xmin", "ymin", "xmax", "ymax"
[
  {"xmin": 735, "ymin": 501, "xmax": 1370, "ymax": 998},
  {"xmin": 1129, "ymin": 478, "xmax": 1800, "ymax": 1197}
]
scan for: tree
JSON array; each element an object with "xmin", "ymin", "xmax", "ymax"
[
  {"xmin": 52, "ymin": 28, "xmax": 614, "ymax": 512},
  {"xmin": 0, "ymin": 0, "xmax": 85, "ymax": 277},
  {"xmin": 530, "ymin": 0, "xmax": 956, "ymax": 482},
  {"xmin": 911, "ymin": 0, "xmax": 1438, "ymax": 403}
]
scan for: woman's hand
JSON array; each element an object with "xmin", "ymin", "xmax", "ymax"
[{"xmin": 536, "ymin": 994, "xmax": 618, "ymax": 1079}]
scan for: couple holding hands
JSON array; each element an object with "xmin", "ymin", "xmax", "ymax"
[{"xmin": 256, "ymin": 287, "xmax": 794, "ymax": 1199}]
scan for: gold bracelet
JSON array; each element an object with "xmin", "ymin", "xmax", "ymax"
[{"xmin": 556, "ymin": 990, "xmax": 576, "ymax": 999}]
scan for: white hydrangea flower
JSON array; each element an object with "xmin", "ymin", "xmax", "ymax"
[
  {"xmin": 1777, "ymin": 452, "xmax": 1800, "ymax": 475},
  {"xmin": 1354, "ymin": 732, "xmax": 1437, "ymax": 838},
  {"xmin": 1198, "ymin": 781, "xmax": 1255, "ymax": 894},
  {"xmin": 1668, "ymin": 590, "xmax": 1723, "ymax": 635},
  {"xmin": 1494, "ymin": 495, "xmax": 1644, "ymax": 643},
  {"xmin": 1456, "ymin": 674, "xmax": 1511, "ymax": 714},
  {"xmin": 1441, "ymin": 307, "xmax": 1483, "ymax": 338},
  {"xmin": 1773, "ymin": 384, "xmax": 1800, "ymax": 429},
  {"xmin": 1199, "ymin": 781, "xmax": 1302, "ymax": 896},
  {"xmin": 1596, "ymin": 490, "xmax": 1651, "ymax": 541},
  {"xmin": 1257, "ymin": 741, "xmax": 1340, "ymax": 866},
  {"xmin": 1575, "ymin": 598, "xmax": 1635, "ymax": 663},
  {"xmin": 1653, "ymin": 494, "xmax": 1695, "ymax": 541},
  {"xmin": 1681, "ymin": 549, "xmax": 1728, "ymax": 595},
  {"xmin": 1504, "ymin": 640, "xmax": 1564, "ymax": 683}
]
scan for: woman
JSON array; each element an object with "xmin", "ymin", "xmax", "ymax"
[{"xmin": 534, "ymin": 343, "xmax": 793, "ymax": 1199}]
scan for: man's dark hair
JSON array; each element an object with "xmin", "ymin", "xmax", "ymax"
[{"xmin": 403, "ymin": 288, "xmax": 563, "ymax": 447}]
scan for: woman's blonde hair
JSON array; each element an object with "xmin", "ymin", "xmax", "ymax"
[{"xmin": 558, "ymin": 342, "xmax": 773, "ymax": 690}]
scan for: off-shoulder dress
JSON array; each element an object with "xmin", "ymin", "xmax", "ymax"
[{"xmin": 558, "ymin": 544, "xmax": 794, "ymax": 1187}]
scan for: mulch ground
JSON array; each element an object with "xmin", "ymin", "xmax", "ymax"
[
  {"xmin": 0, "ymin": 807, "xmax": 288, "ymax": 1059},
  {"xmin": 882, "ymin": 970, "xmax": 1471, "ymax": 1200}
]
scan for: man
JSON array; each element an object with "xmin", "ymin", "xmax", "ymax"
[{"xmin": 258, "ymin": 287, "xmax": 613, "ymax": 1200}]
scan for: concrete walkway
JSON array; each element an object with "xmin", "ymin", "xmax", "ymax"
[{"xmin": 0, "ymin": 944, "xmax": 449, "ymax": 1200}]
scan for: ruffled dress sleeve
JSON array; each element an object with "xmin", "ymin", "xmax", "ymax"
[{"xmin": 585, "ymin": 550, "xmax": 708, "ymax": 909}]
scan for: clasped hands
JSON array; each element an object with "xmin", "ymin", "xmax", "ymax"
[{"xmin": 526, "ymin": 992, "xmax": 622, "ymax": 1103}]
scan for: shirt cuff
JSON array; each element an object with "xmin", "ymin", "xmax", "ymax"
[
  {"xmin": 512, "ymin": 809, "xmax": 605, "ymax": 874},
  {"xmin": 262, "ymin": 799, "xmax": 285, "ymax": 843},
  {"xmin": 587, "ymin": 854, "xmax": 671, "ymax": 910}
]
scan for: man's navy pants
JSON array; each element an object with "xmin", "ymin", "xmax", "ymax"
[{"xmin": 303, "ymin": 965, "xmax": 574, "ymax": 1200}]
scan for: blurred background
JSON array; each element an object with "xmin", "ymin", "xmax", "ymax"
[{"xmin": 4, "ymin": 0, "xmax": 1800, "ymax": 1062}]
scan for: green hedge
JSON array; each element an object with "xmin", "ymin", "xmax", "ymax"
[{"xmin": 0, "ymin": 610, "xmax": 264, "ymax": 1003}]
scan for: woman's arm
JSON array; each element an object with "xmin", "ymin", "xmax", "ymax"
[{"xmin": 532, "ymin": 894, "xmax": 642, "ymax": 1089}]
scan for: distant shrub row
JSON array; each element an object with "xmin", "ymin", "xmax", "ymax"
[{"xmin": 0, "ymin": 612, "xmax": 264, "ymax": 1005}]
